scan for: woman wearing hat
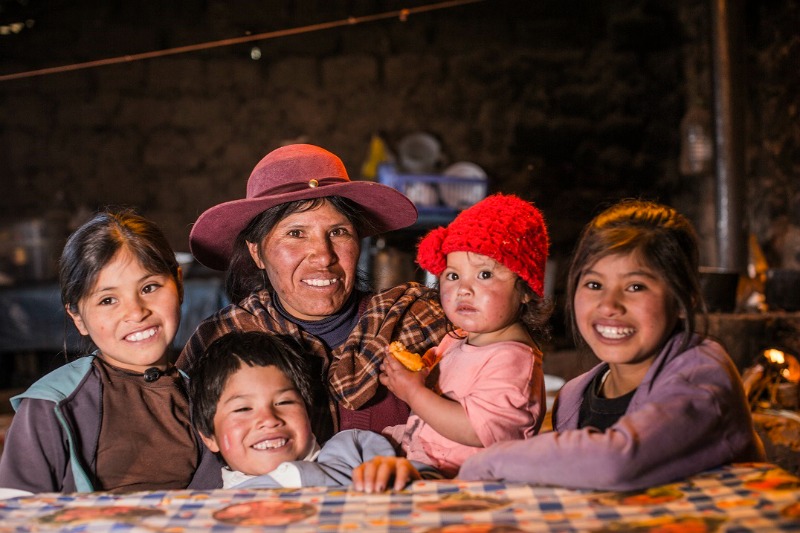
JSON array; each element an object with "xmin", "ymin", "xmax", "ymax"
[{"xmin": 177, "ymin": 144, "xmax": 447, "ymax": 444}]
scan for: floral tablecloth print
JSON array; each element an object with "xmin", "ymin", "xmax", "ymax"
[{"xmin": 0, "ymin": 463, "xmax": 797, "ymax": 532}]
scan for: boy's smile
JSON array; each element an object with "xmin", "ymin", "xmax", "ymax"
[{"xmin": 202, "ymin": 364, "xmax": 315, "ymax": 476}]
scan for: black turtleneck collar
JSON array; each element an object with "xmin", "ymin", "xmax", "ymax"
[{"xmin": 272, "ymin": 290, "xmax": 362, "ymax": 349}]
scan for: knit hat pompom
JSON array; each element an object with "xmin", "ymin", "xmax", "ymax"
[
  {"xmin": 416, "ymin": 193, "xmax": 549, "ymax": 296},
  {"xmin": 416, "ymin": 226, "xmax": 448, "ymax": 276}
]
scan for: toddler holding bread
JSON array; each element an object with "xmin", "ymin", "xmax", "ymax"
[{"xmin": 355, "ymin": 194, "xmax": 552, "ymax": 489}]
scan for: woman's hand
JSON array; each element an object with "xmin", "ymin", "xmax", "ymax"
[
  {"xmin": 352, "ymin": 456, "xmax": 421, "ymax": 493},
  {"xmin": 379, "ymin": 349, "xmax": 429, "ymax": 404}
]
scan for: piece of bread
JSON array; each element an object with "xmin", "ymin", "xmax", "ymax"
[{"xmin": 388, "ymin": 341, "xmax": 425, "ymax": 371}]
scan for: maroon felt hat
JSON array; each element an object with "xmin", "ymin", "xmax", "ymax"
[{"xmin": 190, "ymin": 144, "xmax": 418, "ymax": 271}]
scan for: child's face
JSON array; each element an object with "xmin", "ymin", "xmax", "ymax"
[
  {"xmin": 66, "ymin": 247, "xmax": 182, "ymax": 372},
  {"xmin": 439, "ymin": 251, "xmax": 529, "ymax": 345},
  {"xmin": 201, "ymin": 364, "xmax": 315, "ymax": 476},
  {"xmin": 574, "ymin": 252, "xmax": 679, "ymax": 370}
]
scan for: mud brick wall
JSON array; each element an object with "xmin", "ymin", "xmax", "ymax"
[{"xmin": 0, "ymin": 0, "xmax": 797, "ymax": 276}]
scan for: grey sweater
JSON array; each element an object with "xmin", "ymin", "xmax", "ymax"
[{"xmin": 232, "ymin": 429, "xmax": 439, "ymax": 489}]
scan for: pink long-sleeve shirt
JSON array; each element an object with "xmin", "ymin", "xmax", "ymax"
[{"xmin": 385, "ymin": 332, "xmax": 545, "ymax": 477}]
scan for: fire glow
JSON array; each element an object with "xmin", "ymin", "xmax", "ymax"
[{"xmin": 762, "ymin": 348, "xmax": 799, "ymax": 383}]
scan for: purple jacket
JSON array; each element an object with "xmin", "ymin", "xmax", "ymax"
[{"xmin": 459, "ymin": 333, "xmax": 765, "ymax": 490}]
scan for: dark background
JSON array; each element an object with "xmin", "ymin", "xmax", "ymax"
[{"xmin": 0, "ymin": 0, "xmax": 797, "ymax": 367}]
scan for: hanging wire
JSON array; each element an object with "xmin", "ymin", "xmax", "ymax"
[{"xmin": 0, "ymin": 0, "xmax": 484, "ymax": 82}]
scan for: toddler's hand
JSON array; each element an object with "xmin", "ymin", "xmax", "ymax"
[
  {"xmin": 352, "ymin": 456, "xmax": 421, "ymax": 493},
  {"xmin": 379, "ymin": 350, "xmax": 428, "ymax": 403}
]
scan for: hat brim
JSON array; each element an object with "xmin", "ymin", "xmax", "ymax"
[{"xmin": 190, "ymin": 181, "xmax": 417, "ymax": 271}]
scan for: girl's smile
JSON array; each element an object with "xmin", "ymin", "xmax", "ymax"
[
  {"xmin": 66, "ymin": 246, "xmax": 182, "ymax": 373},
  {"xmin": 574, "ymin": 252, "xmax": 679, "ymax": 378},
  {"xmin": 593, "ymin": 324, "xmax": 636, "ymax": 340}
]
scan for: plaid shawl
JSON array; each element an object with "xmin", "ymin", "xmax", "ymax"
[
  {"xmin": 177, "ymin": 282, "xmax": 446, "ymax": 440},
  {"xmin": 329, "ymin": 282, "xmax": 447, "ymax": 410}
]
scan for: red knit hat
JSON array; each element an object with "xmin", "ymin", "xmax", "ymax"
[{"xmin": 417, "ymin": 194, "xmax": 549, "ymax": 296}]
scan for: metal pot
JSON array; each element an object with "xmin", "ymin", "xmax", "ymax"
[
  {"xmin": 699, "ymin": 267, "xmax": 740, "ymax": 313},
  {"xmin": 765, "ymin": 269, "xmax": 800, "ymax": 312},
  {"xmin": 0, "ymin": 218, "xmax": 63, "ymax": 282}
]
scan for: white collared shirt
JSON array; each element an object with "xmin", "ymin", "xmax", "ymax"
[{"xmin": 220, "ymin": 440, "xmax": 322, "ymax": 489}]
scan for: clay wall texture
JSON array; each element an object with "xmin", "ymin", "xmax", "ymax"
[{"xmin": 0, "ymin": 0, "xmax": 797, "ymax": 272}]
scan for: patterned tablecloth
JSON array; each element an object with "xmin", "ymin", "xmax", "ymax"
[{"xmin": 0, "ymin": 463, "xmax": 798, "ymax": 532}]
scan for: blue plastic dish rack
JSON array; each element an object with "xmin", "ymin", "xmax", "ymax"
[{"xmin": 377, "ymin": 164, "xmax": 488, "ymax": 216}]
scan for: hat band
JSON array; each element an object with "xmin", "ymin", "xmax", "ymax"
[{"xmin": 253, "ymin": 177, "xmax": 348, "ymax": 198}]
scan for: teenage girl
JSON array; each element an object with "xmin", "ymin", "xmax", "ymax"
[
  {"xmin": 459, "ymin": 199, "xmax": 765, "ymax": 491},
  {"xmin": 0, "ymin": 209, "xmax": 220, "ymax": 494},
  {"xmin": 359, "ymin": 194, "xmax": 551, "ymax": 486}
]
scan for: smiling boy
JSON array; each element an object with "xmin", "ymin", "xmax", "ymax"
[{"xmin": 189, "ymin": 331, "xmax": 434, "ymax": 489}]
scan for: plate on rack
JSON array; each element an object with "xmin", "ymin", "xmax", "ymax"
[
  {"xmin": 397, "ymin": 132, "xmax": 442, "ymax": 174},
  {"xmin": 440, "ymin": 161, "xmax": 488, "ymax": 209},
  {"xmin": 443, "ymin": 161, "xmax": 488, "ymax": 179}
]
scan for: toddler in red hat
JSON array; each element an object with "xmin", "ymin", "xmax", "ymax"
[{"xmin": 353, "ymin": 193, "xmax": 552, "ymax": 489}]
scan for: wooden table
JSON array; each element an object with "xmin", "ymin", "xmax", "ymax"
[{"xmin": 0, "ymin": 463, "xmax": 797, "ymax": 531}]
